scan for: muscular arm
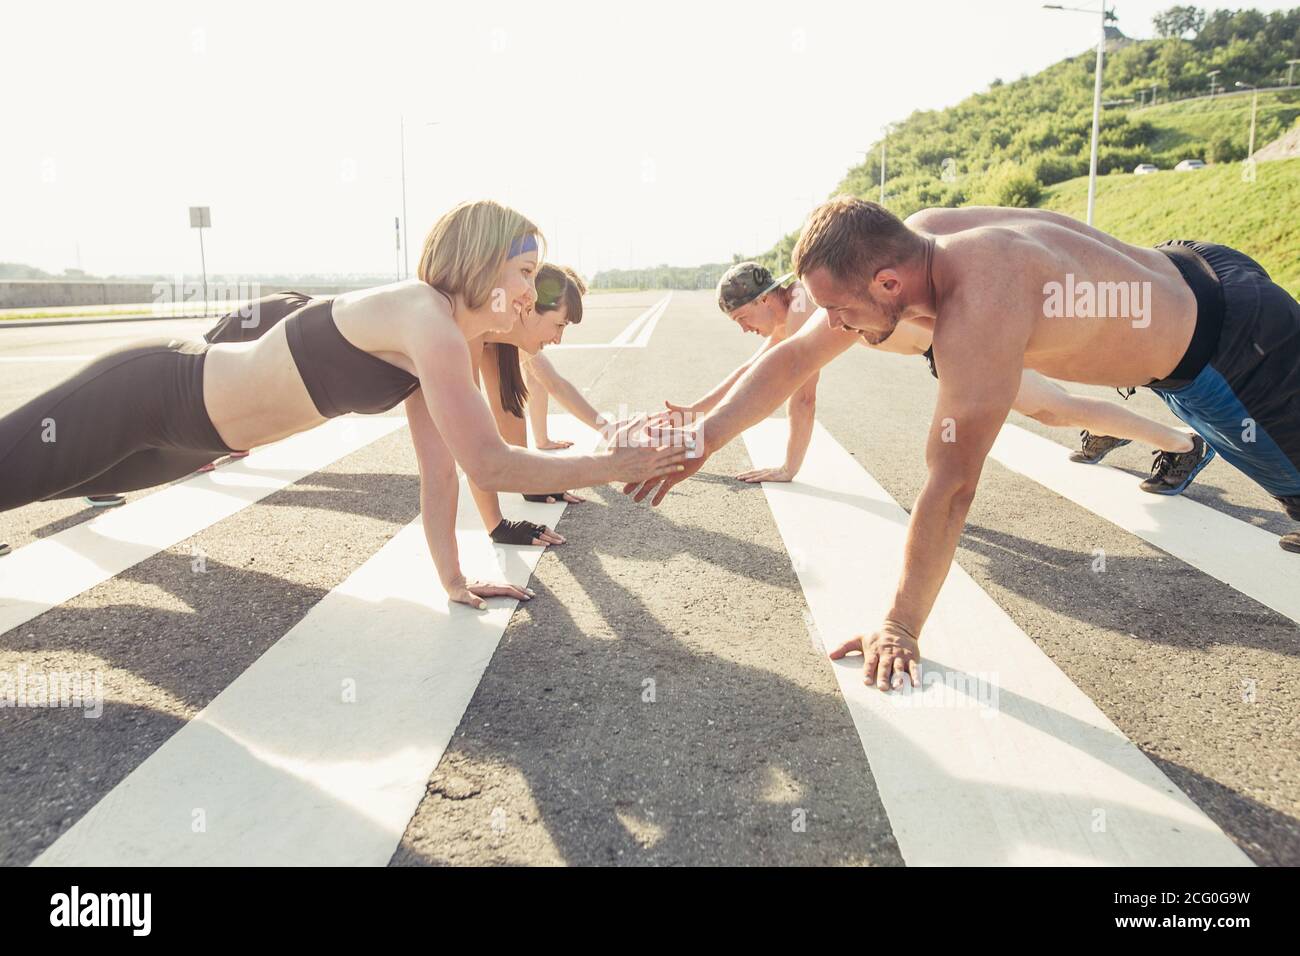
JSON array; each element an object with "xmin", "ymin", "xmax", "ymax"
[
  {"xmin": 691, "ymin": 337, "xmax": 779, "ymax": 413},
  {"xmin": 740, "ymin": 302, "xmax": 826, "ymax": 481},
  {"xmin": 701, "ymin": 312, "xmax": 858, "ymax": 452},
  {"xmin": 629, "ymin": 312, "xmax": 857, "ymax": 505},
  {"xmin": 776, "ymin": 299, "xmax": 830, "ymax": 476},
  {"xmin": 884, "ymin": 278, "xmax": 1033, "ymax": 637}
]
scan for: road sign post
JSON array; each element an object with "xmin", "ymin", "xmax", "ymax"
[{"xmin": 189, "ymin": 206, "xmax": 211, "ymax": 317}]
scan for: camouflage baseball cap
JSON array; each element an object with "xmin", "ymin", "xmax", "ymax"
[{"xmin": 716, "ymin": 262, "xmax": 791, "ymax": 314}]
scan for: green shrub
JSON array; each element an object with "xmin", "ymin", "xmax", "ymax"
[{"xmin": 971, "ymin": 163, "xmax": 1043, "ymax": 207}]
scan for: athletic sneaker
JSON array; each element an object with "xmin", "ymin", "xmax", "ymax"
[
  {"xmin": 0, "ymin": 543, "xmax": 10, "ymax": 557},
  {"xmin": 1069, "ymin": 431, "xmax": 1131, "ymax": 464},
  {"xmin": 84, "ymin": 494, "xmax": 126, "ymax": 508},
  {"xmin": 1140, "ymin": 435, "xmax": 1216, "ymax": 495},
  {"xmin": 1281, "ymin": 533, "xmax": 1300, "ymax": 554}
]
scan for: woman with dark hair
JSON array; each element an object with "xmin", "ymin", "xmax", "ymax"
[{"xmin": 469, "ymin": 263, "xmax": 611, "ymax": 546}]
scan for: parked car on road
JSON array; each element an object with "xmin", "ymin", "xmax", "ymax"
[
  {"xmin": 1133, "ymin": 163, "xmax": 1159, "ymax": 175},
  {"xmin": 1175, "ymin": 159, "xmax": 1207, "ymax": 172}
]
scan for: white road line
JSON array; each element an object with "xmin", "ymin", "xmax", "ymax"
[
  {"xmin": 626, "ymin": 292, "xmax": 673, "ymax": 347},
  {"xmin": 989, "ymin": 423, "xmax": 1300, "ymax": 626},
  {"xmin": 0, "ymin": 416, "xmax": 406, "ymax": 638},
  {"xmin": 551, "ymin": 293, "xmax": 672, "ymax": 350},
  {"xmin": 743, "ymin": 419, "xmax": 1251, "ymax": 866},
  {"xmin": 32, "ymin": 416, "xmax": 594, "ymax": 866}
]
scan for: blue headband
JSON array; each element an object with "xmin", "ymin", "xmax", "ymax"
[{"xmin": 507, "ymin": 233, "xmax": 539, "ymax": 259}]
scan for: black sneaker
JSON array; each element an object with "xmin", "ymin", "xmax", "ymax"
[
  {"xmin": 1069, "ymin": 431, "xmax": 1131, "ymax": 464},
  {"xmin": 1140, "ymin": 435, "xmax": 1216, "ymax": 495},
  {"xmin": 0, "ymin": 543, "xmax": 10, "ymax": 557},
  {"xmin": 1280, "ymin": 533, "xmax": 1300, "ymax": 554}
]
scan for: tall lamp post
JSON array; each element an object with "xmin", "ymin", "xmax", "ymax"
[
  {"xmin": 399, "ymin": 116, "xmax": 440, "ymax": 279},
  {"xmin": 1235, "ymin": 81, "xmax": 1259, "ymax": 158},
  {"xmin": 1043, "ymin": 3, "xmax": 1115, "ymax": 226},
  {"xmin": 878, "ymin": 124, "xmax": 897, "ymax": 205}
]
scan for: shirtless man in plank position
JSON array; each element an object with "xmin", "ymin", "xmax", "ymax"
[
  {"xmin": 666, "ymin": 261, "xmax": 1211, "ymax": 492},
  {"xmin": 629, "ymin": 197, "xmax": 1300, "ymax": 691}
]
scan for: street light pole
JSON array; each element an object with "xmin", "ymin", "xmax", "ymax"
[
  {"xmin": 1235, "ymin": 81, "xmax": 1259, "ymax": 157},
  {"xmin": 880, "ymin": 132, "xmax": 887, "ymax": 205},
  {"xmin": 1086, "ymin": 3, "xmax": 1105, "ymax": 225},
  {"xmin": 1043, "ymin": 3, "xmax": 1111, "ymax": 226},
  {"xmin": 400, "ymin": 115, "xmax": 408, "ymax": 279},
  {"xmin": 399, "ymin": 117, "xmax": 440, "ymax": 279}
]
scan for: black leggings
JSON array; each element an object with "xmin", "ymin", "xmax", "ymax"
[
  {"xmin": 0, "ymin": 292, "xmax": 316, "ymax": 513},
  {"xmin": 0, "ymin": 337, "xmax": 235, "ymax": 512}
]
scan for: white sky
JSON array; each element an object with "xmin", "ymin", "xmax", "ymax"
[{"xmin": 3, "ymin": 0, "xmax": 1292, "ymax": 279}]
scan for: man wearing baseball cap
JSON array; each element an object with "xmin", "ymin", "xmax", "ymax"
[{"xmin": 657, "ymin": 262, "xmax": 823, "ymax": 484}]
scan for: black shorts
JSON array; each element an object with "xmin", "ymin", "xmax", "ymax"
[{"xmin": 1147, "ymin": 240, "xmax": 1300, "ymax": 510}]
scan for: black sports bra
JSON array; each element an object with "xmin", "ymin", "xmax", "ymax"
[{"xmin": 284, "ymin": 297, "xmax": 419, "ymax": 417}]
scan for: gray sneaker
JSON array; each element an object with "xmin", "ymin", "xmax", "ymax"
[
  {"xmin": 84, "ymin": 494, "xmax": 126, "ymax": 508},
  {"xmin": 1140, "ymin": 435, "xmax": 1216, "ymax": 495},
  {"xmin": 1069, "ymin": 431, "xmax": 1131, "ymax": 464}
]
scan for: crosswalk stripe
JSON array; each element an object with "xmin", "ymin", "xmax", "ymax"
[
  {"xmin": 743, "ymin": 419, "xmax": 1252, "ymax": 866},
  {"xmin": 553, "ymin": 293, "xmax": 673, "ymax": 350},
  {"xmin": 0, "ymin": 415, "xmax": 406, "ymax": 638},
  {"xmin": 32, "ymin": 415, "xmax": 595, "ymax": 866},
  {"xmin": 988, "ymin": 423, "xmax": 1300, "ymax": 626}
]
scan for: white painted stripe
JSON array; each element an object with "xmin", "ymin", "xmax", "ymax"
[
  {"xmin": 628, "ymin": 292, "xmax": 673, "ymax": 347},
  {"xmin": 989, "ymin": 423, "xmax": 1300, "ymax": 625},
  {"xmin": 32, "ymin": 416, "xmax": 594, "ymax": 866},
  {"xmin": 610, "ymin": 292, "xmax": 670, "ymax": 346},
  {"xmin": 0, "ymin": 415, "xmax": 406, "ymax": 638},
  {"xmin": 551, "ymin": 293, "xmax": 672, "ymax": 351},
  {"xmin": 743, "ymin": 419, "xmax": 1251, "ymax": 866}
]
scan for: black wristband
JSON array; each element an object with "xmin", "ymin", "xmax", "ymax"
[
  {"xmin": 522, "ymin": 492, "xmax": 568, "ymax": 502},
  {"xmin": 489, "ymin": 519, "xmax": 549, "ymax": 545}
]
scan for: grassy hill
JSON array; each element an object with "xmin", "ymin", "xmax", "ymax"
[
  {"xmin": 1039, "ymin": 157, "xmax": 1300, "ymax": 297},
  {"xmin": 1136, "ymin": 88, "xmax": 1300, "ymax": 163},
  {"xmin": 618, "ymin": 8, "xmax": 1300, "ymax": 293}
]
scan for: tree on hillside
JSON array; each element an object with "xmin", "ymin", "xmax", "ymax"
[{"xmin": 1153, "ymin": 5, "xmax": 1206, "ymax": 39}]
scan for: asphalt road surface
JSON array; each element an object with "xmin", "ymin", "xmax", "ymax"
[{"xmin": 1, "ymin": 290, "xmax": 1296, "ymax": 866}]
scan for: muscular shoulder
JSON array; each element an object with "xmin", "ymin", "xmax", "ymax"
[
  {"xmin": 906, "ymin": 205, "xmax": 1083, "ymax": 237},
  {"xmin": 904, "ymin": 206, "xmax": 967, "ymax": 234}
]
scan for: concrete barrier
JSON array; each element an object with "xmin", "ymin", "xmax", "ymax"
[{"xmin": 0, "ymin": 280, "xmax": 373, "ymax": 309}]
